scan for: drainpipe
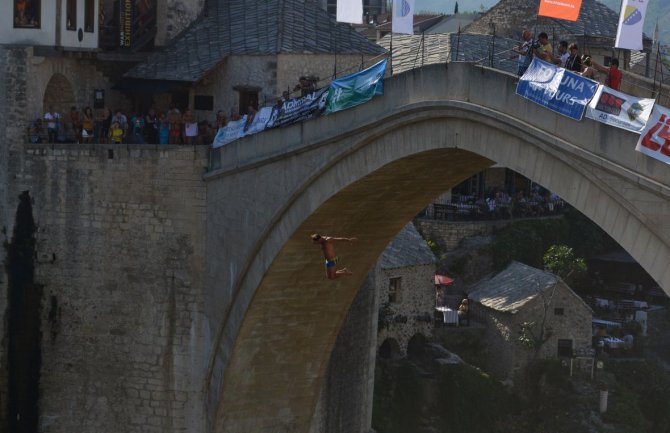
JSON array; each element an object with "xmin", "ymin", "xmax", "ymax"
[{"xmin": 55, "ymin": 0, "xmax": 62, "ymax": 47}]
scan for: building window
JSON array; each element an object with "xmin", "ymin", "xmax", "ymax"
[
  {"xmin": 554, "ymin": 307, "xmax": 565, "ymax": 316},
  {"xmin": 238, "ymin": 90, "xmax": 259, "ymax": 115},
  {"xmin": 604, "ymin": 56, "xmax": 612, "ymax": 67},
  {"xmin": 557, "ymin": 339, "xmax": 573, "ymax": 358},
  {"xmin": 14, "ymin": 0, "xmax": 41, "ymax": 28},
  {"xmin": 66, "ymin": 0, "xmax": 77, "ymax": 30},
  {"xmin": 84, "ymin": 0, "xmax": 94, "ymax": 32},
  {"xmin": 194, "ymin": 95, "xmax": 214, "ymax": 111},
  {"xmin": 388, "ymin": 277, "xmax": 401, "ymax": 304}
]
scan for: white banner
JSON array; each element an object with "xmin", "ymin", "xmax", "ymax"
[
  {"xmin": 392, "ymin": 0, "xmax": 414, "ymax": 34},
  {"xmin": 212, "ymin": 116, "xmax": 247, "ymax": 148},
  {"xmin": 243, "ymin": 107, "xmax": 273, "ymax": 136},
  {"xmin": 336, "ymin": 0, "xmax": 363, "ymax": 24},
  {"xmin": 636, "ymin": 105, "xmax": 670, "ymax": 165},
  {"xmin": 586, "ymin": 85, "xmax": 655, "ymax": 133},
  {"xmin": 615, "ymin": 0, "xmax": 648, "ymax": 50}
]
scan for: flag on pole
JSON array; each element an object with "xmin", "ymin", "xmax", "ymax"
[
  {"xmin": 336, "ymin": 0, "xmax": 363, "ymax": 24},
  {"xmin": 538, "ymin": 0, "xmax": 582, "ymax": 22},
  {"xmin": 392, "ymin": 0, "xmax": 414, "ymax": 35},
  {"xmin": 615, "ymin": 0, "xmax": 648, "ymax": 50}
]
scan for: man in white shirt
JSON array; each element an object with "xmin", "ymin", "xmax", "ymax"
[
  {"xmin": 555, "ymin": 40, "xmax": 569, "ymax": 68},
  {"xmin": 44, "ymin": 106, "xmax": 61, "ymax": 143}
]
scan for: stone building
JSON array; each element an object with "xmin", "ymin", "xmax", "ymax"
[
  {"xmin": 0, "ymin": 1, "xmax": 383, "ymax": 432},
  {"xmin": 376, "ymin": 223, "xmax": 437, "ymax": 357},
  {"xmin": 123, "ymin": 0, "xmax": 385, "ymax": 122},
  {"xmin": 468, "ymin": 262, "xmax": 593, "ymax": 380}
]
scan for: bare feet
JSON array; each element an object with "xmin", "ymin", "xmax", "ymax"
[{"xmin": 336, "ymin": 268, "xmax": 353, "ymax": 277}]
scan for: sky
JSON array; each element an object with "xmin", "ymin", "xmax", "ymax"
[{"xmin": 415, "ymin": 0, "xmax": 500, "ymax": 14}]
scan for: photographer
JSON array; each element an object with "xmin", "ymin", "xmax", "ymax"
[{"xmin": 513, "ymin": 30, "xmax": 539, "ymax": 76}]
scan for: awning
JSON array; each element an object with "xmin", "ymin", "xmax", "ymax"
[
  {"xmin": 435, "ymin": 274, "xmax": 454, "ymax": 286},
  {"xmin": 592, "ymin": 319, "xmax": 622, "ymax": 328}
]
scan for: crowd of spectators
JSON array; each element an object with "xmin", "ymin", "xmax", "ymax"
[
  {"xmin": 30, "ymin": 75, "xmax": 325, "ymax": 146},
  {"xmin": 514, "ymin": 30, "xmax": 622, "ymax": 90},
  {"xmin": 30, "ymin": 104, "xmax": 225, "ymax": 145},
  {"xmin": 432, "ymin": 185, "xmax": 566, "ymax": 221}
]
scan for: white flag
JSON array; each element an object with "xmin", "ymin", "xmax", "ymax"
[
  {"xmin": 615, "ymin": 0, "xmax": 648, "ymax": 50},
  {"xmin": 392, "ymin": 0, "xmax": 415, "ymax": 35},
  {"xmin": 336, "ymin": 0, "xmax": 363, "ymax": 24}
]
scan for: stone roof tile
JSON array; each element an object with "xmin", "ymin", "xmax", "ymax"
[
  {"xmin": 380, "ymin": 223, "xmax": 436, "ymax": 270},
  {"xmin": 468, "ymin": 262, "xmax": 558, "ymax": 314},
  {"xmin": 378, "ymin": 32, "xmax": 519, "ymax": 75},
  {"xmin": 125, "ymin": 0, "xmax": 385, "ymax": 82}
]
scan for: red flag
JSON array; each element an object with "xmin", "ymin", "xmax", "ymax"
[{"xmin": 538, "ymin": 0, "xmax": 582, "ymax": 21}]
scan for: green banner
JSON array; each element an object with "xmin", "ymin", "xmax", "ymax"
[{"xmin": 326, "ymin": 59, "xmax": 387, "ymax": 114}]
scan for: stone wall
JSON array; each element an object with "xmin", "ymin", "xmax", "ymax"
[
  {"xmin": 277, "ymin": 54, "xmax": 370, "ymax": 99},
  {"xmin": 474, "ymin": 282, "xmax": 592, "ymax": 379},
  {"xmin": 190, "ymin": 53, "xmax": 375, "ymax": 122},
  {"xmin": 0, "ymin": 45, "xmax": 10, "ymax": 429},
  {"xmin": 1, "ymin": 48, "xmax": 129, "ymax": 142},
  {"xmin": 415, "ymin": 218, "xmax": 515, "ymax": 252},
  {"xmin": 309, "ymin": 270, "xmax": 378, "ymax": 433},
  {"xmin": 3, "ymin": 144, "xmax": 209, "ymax": 433},
  {"xmin": 156, "ymin": 0, "xmax": 206, "ymax": 46},
  {"xmin": 376, "ymin": 263, "xmax": 435, "ymax": 355}
]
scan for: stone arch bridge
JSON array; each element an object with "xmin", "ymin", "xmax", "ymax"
[{"xmin": 204, "ymin": 62, "xmax": 670, "ymax": 432}]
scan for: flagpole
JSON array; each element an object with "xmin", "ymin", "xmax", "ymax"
[{"xmin": 390, "ymin": 0, "xmax": 394, "ymax": 75}]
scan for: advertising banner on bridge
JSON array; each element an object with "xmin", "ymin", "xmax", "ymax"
[
  {"xmin": 212, "ymin": 116, "xmax": 247, "ymax": 148},
  {"xmin": 516, "ymin": 58, "xmax": 598, "ymax": 121},
  {"xmin": 326, "ymin": 59, "xmax": 387, "ymax": 114},
  {"xmin": 636, "ymin": 104, "xmax": 670, "ymax": 165},
  {"xmin": 538, "ymin": 0, "xmax": 582, "ymax": 22},
  {"xmin": 586, "ymin": 85, "xmax": 655, "ymax": 133},
  {"xmin": 243, "ymin": 107, "xmax": 274, "ymax": 136},
  {"xmin": 211, "ymin": 107, "xmax": 275, "ymax": 148},
  {"xmin": 266, "ymin": 88, "xmax": 328, "ymax": 129}
]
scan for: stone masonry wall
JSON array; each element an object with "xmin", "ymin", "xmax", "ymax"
[
  {"xmin": 191, "ymin": 54, "xmax": 374, "ymax": 123},
  {"xmin": 5, "ymin": 144, "xmax": 209, "ymax": 433},
  {"xmin": 0, "ymin": 45, "xmax": 10, "ymax": 429},
  {"xmin": 277, "ymin": 54, "xmax": 371, "ymax": 99},
  {"xmin": 474, "ymin": 282, "xmax": 592, "ymax": 380},
  {"xmin": 156, "ymin": 0, "xmax": 205, "ymax": 46},
  {"xmin": 415, "ymin": 218, "xmax": 515, "ymax": 252},
  {"xmin": 309, "ymin": 270, "xmax": 378, "ymax": 433},
  {"xmin": 377, "ymin": 263, "xmax": 435, "ymax": 355}
]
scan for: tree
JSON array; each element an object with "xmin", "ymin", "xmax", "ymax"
[
  {"xmin": 542, "ymin": 244, "xmax": 587, "ymax": 285},
  {"xmin": 454, "ymin": 1, "xmax": 459, "ymax": 14},
  {"xmin": 517, "ymin": 280, "xmax": 555, "ymax": 359}
]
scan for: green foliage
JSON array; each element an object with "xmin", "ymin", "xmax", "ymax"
[
  {"xmin": 454, "ymin": 1, "xmax": 459, "ymax": 14},
  {"xmin": 425, "ymin": 239, "xmax": 441, "ymax": 257},
  {"xmin": 605, "ymin": 361, "xmax": 670, "ymax": 432},
  {"xmin": 448, "ymin": 254, "xmax": 468, "ymax": 276},
  {"xmin": 373, "ymin": 359, "xmax": 519, "ymax": 433},
  {"xmin": 372, "ymin": 362, "xmax": 427, "ymax": 433},
  {"xmin": 435, "ymin": 364, "xmax": 519, "ymax": 433},
  {"xmin": 491, "ymin": 210, "xmax": 616, "ymax": 271},
  {"xmin": 543, "ymin": 245, "xmax": 586, "ymax": 284}
]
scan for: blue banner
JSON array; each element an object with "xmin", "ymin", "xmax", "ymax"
[
  {"xmin": 326, "ymin": 59, "xmax": 387, "ymax": 113},
  {"xmin": 516, "ymin": 58, "xmax": 598, "ymax": 121}
]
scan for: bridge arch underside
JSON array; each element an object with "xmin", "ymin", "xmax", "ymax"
[{"xmin": 213, "ymin": 112, "xmax": 670, "ymax": 433}]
